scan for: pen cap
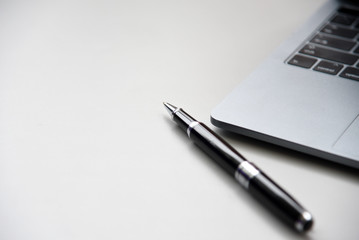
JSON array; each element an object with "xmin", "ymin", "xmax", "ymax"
[{"xmin": 248, "ymin": 172, "xmax": 313, "ymax": 232}]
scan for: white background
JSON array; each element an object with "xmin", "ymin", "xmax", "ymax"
[{"xmin": 1, "ymin": 0, "xmax": 358, "ymax": 239}]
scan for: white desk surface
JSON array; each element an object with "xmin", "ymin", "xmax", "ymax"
[{"xmin": 1, "ymin": 0, "xmax": 358, "ymax": 239}]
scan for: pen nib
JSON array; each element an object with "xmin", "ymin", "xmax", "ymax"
[{"xmin": 163, "ymin": 102, "xmax": 177, "ymax": 116}]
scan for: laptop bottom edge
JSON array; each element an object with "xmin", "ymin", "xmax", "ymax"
[{"xmin": 210, "ymin": 117, "xmax": 359, "ymax": 169}]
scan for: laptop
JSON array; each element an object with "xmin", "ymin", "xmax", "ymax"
[{"xmin": 211, "ymin": 0, "xmax": 359, "ymax": 169}]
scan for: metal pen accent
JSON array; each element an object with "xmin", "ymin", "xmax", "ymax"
[{"xmin": 164, "ymin": 102, "xmax": 313, "ymax": 232}]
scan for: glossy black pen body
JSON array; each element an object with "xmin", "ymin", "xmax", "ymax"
[{"xmin": 163, "ymin": 102, "xmax": 313, "ymax": 233}]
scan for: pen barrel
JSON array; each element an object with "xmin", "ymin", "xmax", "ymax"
[
  {"xmin": 247, "ymin": 172, "xmax": 313, "ymax": 232},
  {"xmin": 166, "ymin": 104, "xmax": 313, "ymax": 233},
  {"xmin": 188, "ymin": 123, "xmax": 245, "ymax": 177}
]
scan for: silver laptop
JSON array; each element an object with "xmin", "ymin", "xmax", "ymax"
[{"xmin": 211, "ymin": 0, "xmax": 359, "ymax": 169}]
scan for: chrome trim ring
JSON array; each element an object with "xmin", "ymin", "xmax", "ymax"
[
  {"xmin": 235, "ymin": 161, "xmax": 260, "ymax": 189},
  {"xmin": 187, "ymin": 121, "xmax": 199, "ymax": 137},
  {"xmin": 171, "ymin": 107, "xmax": 181, "ymax": 120}
]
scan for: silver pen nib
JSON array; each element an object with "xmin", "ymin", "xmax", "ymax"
[{"xmin": 163, "ymin": 102, "xmax": 178, "ymax": 117}]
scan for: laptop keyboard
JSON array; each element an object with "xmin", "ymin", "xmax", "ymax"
[{"xmin": 287, "ymin": 7, "xmax": 359, "ymax": 81}]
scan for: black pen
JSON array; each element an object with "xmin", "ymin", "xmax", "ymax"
[{"xmin": 164, "ymin": 102, "xmax": 313, "ymax": 232}]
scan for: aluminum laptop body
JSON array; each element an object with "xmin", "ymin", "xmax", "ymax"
[{"xmin": 211, "ymin": 0, "xmax": 359, "ymax": 169}]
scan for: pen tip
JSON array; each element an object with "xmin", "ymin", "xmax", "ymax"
[{"xmin": 163, "ymin": 102, "xmax": 177, "ymax": 116}]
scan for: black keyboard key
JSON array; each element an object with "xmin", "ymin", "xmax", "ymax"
[
  {"xmin": 299, "ymin": 44, "xmax": 358, "ymax": 65},
  {"xmin": 339, "ymin": 67, "xmax": 359, "ymax": 81},
  {"xmin": 354, "ymin": 46, "xmax": 359, "ymax": 54},
  {"xmin": 288, "ymin": 55, "xmax": 317, "ymax": 68},
  {"xmin": 313, "ymin": 61, "xmax": 343, "ymax": 75},
  {"xmin": 338, "ymin": 7, "xmax": 359, "ymax": 17},
  {"xmin": 331, "ymin": 14, "xmax": 356, "ymax": 25},
  {"xmin": 321, "ymin": 24, "xmax": 359, "ymax": 39},
  {"xmin": 311, "ymin": 34, "xmax": 355, "ymax": 51}
]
